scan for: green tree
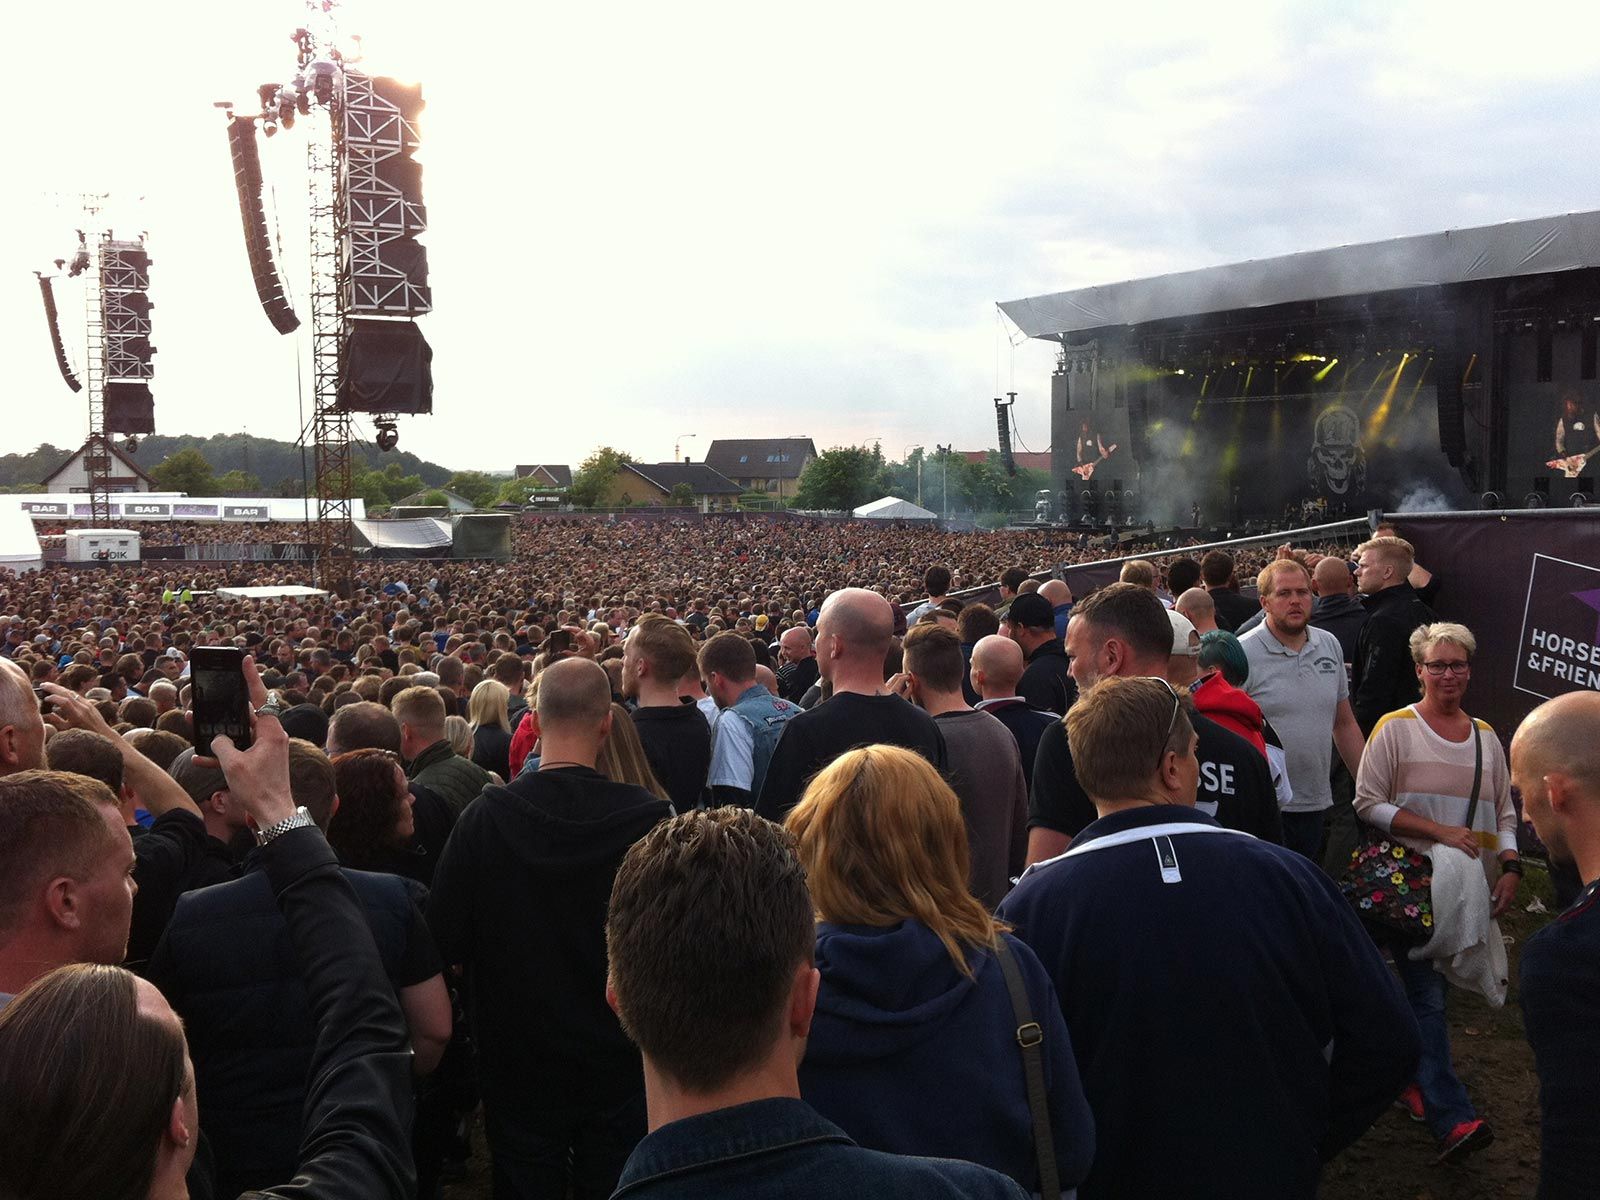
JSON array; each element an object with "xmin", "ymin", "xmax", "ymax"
[
  {"xmin": 213, "ymin": 469, "xmax": 262, "ymax": 496},
  {"xmin": 446, "ymin": 471, "xmax": 500, "ymax": 509},
  {"xmin": 669, "ymin": 482, "xmax": 696, "ymax": 506},
  {"xmin": 568, "ymin": 446, "xmax": 636, "ymax": 508},
  {"xmin": 418, "ymin": 490, "xmax": 451, "ymax": 507},
  {"xmin": 378, "ymin": 463, "xmax": 424, "ymax": 503},
  {"xmin": 151, "ymin": 448, "xmax": 216, "ymax": 496},
  {"xmin": 792, "ymin": 444, "xmax": 889, "ymax": 512}
]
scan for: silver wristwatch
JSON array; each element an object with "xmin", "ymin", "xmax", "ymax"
[{"xmin": 255, "ymin": 806, "xmax": 314, "ymax": 846}]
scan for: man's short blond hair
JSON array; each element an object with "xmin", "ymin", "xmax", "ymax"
[
  {"xmin": 1065, "ymin": 676, "xmax": 1193, "ymax": 802},
  {"xmin": 629, "ymin": 614, "xmax": 699, "ymax": 682},
  {"xmin": 1119, "ymin": 560, "xmax": 1157, "ymax": 589},
  {"xmin": 391, "ymin": 685, "xmax": 446, "ymax": 736},
  {"xmin": 1256, "ymin": 559, "xmax": 1311, "ymax": 597},
  {"xmin": 1355, "ymin": 535, "xmax": 1415, "ymax": 574}
]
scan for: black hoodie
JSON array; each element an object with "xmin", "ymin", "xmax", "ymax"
[{"xmin": 427, "ymin": 766, "xmax": 671, "ymax": 1110}]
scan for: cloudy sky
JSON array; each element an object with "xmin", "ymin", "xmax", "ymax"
[{"xmin": 7, "ymin": 0, "xmax": 1600, "ymax": 475}]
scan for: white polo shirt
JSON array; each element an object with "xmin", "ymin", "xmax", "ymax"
[{"xmin": 1239, "ymin": 622, "xmax": 1348, "ymax": 813}]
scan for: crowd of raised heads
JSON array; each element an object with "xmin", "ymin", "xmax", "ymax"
[{"xmin": 0, "ymin": 520, "xmax": 1595, "ymax": 1200}]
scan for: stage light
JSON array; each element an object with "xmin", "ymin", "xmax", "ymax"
[
  {"xmin": 1311, "ymin": 357, "xmax": 1339, "ymax": 382},
  {"xmin": 263, "ymin": 118, "xmax": 278, "ymax": 137},
  {"xmin": 123, "ymin": 436, "xmax": 139, "ymax": 453},
  {"xmin": 375, "ymin": 421, "xmax": 399, "ymax": 452}
]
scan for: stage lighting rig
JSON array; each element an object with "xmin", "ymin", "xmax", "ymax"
[{"xmin": 374, "ymin": 420, "xmax": 399, "ymax": 452}]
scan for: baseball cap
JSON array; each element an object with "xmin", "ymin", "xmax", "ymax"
[
  {"xmin": 1006, "ymin": 593, "xmax": 1056, "ymax": 631},
  {"xmin": 1168, "ymin": 610, "xmax": 1200, "ymax": 656}
]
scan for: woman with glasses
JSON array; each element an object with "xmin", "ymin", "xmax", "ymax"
[
  {"xmin": 1354, "ymin": 621, "xmax": 1519, "ymax": 1164},
  {"xmin": 785, "ymin": 744, "xmax": 1094, "ymax": 1196}
]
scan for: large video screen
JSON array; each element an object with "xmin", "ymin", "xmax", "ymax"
[{"xmin": 1139, "ymin": 355, "xmax": 1467, "ymax": 524}]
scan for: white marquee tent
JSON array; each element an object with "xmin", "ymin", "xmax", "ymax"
[
  {"xmin": 0, "ymin": 501, "xmax": 43, "ymax": 573},
  {"xmin": 852, "ymin": 496, "xmax": 938, "ymax": 521}
]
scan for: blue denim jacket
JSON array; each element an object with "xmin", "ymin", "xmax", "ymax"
[{"xmin": 612, "ymin": 1097, "xmax": 1029, "ymax": 1199}]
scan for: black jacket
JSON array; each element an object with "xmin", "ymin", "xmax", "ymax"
[
  {"xmin": 1351, "ymin": 584, "xmax": 1435, "ymax": 734},
  {"xmin": 1017, "ymin": 640, "xmax": 1076, "ymax": 717},
  {"xmin": 755, "ymin": 692, "xmax": 948, "ymax": 824},
  {"xmin": 127, "ymin": 810, "xmax": 233, "ymax": 970},
  {"xmin": 241, "ymin": 827, "xmax": 415, "ymax": 1200},
  {"xmin": 1208, "ymin": 587, "xmax": 1260, "ymax": 634},
  {"xmin": 630, "ymin": 703, "xmax": 711, "ymax": 812},
  {"xmin": 427, "ymin": 767, "xmax": 672, "ymax": 1114},
  {"xmin": 1310, "ymin": 593, "xmax": 1368, "ymax": 666},
  {"xmin": 150, "ymin": 866, "xmax": 438, "ymax": 1199}
]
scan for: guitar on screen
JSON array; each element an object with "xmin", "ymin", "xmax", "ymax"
[
  {"xmin": 1071, "ymin": 444, "xmax": 1119, "ymax": 481},
  {"xmin": 1545, "ymin": 446, "xmax": 1600, "ymax": 478}
]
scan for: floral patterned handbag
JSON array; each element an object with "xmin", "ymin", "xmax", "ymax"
[
  {"xmin": 1339, "ymin": 725, "xmax": 1481, "ymax": 945},
  {"xmin": 1338, "ymin": 832, "xmax": 1434, "ymax": 944}
]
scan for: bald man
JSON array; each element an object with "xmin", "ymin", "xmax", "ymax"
[
  {"xmin": 774, "ymin": 626, "xmax": 818, "ymax": 703},
  {"xmin": 1513, "ymin": 691, "xmax": 1600, "ymax": 1198},
  {"xmin": 1039, "ymin": 578, "xmax": 1074, "ymax": 639},
  {"xmin": 427, "ymin": 655, "xmax": 674, "ymax": 1197},
  {"xmin": 754, "ymin": 588, "xmax": 946, "ymax": 823},
  {"xmin": 1174, "ymin": 588, "xmax": 1218, "ymax": 635},
  {"xmin": 971, "ymin": 634, "xmax": 1058, "ymax": 790},
  {"xmin": 1309, "ymin": 556, "xmax": 1367, "ymax": 666}
]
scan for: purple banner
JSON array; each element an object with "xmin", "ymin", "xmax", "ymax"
[{"xmin": 173, "ymin": 503, "xmax": 219, "ymax": 519}]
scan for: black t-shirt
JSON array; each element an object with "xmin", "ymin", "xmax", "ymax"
[
  {"xmin": 630, "ymin": 702, "xmax": 711, "ymax": 812},
  {"xmin": 1029, "ymin": 712, "xmax": 1281, "ymax": 844},
  {"xmin": 755, "ymin": 691, "xmax": 948, "ymax": 824},
  {"xmin": 1208, "ymin": 588, "xmax": 1260, "ymax": 635},
  {"xmin": 777, "ymin": 657, "xmax": 820, "ymax": 704}
]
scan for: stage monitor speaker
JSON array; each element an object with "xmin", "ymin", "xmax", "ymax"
[
  {"xmin": 338, "ymin": 318, "xmax": 433, "ymax": 414},
  {"xmin": 1434, "ymin": 348, "xmax": 1464, "ymax": 465},
  {"xmin": 105, "ymin": 382, "xmax": 155, "ymax": 433}
]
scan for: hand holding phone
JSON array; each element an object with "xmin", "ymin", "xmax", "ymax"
[{"xmin": 191, "ymin": 647, "xmax": 255, "ymax": 758}]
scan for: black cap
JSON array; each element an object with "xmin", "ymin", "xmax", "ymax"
[{"xmin": 1006, "ymin": 592, "xmax": 1056, "ymax": 631}]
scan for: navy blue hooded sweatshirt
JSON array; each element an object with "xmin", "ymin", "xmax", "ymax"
[
  {"xmin": 799, "ymin": 920, "xmax": 1095, "ymax": 1193},
  {"xmin": 997, "ymin": 806, "xmax": 1419, "ymax": 1200}
]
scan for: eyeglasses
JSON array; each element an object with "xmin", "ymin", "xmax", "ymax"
[
  {"xmin": 1421, "ymin": 661, "xmax": 1470, "ymax": 676},
  {"xmin": 1133, "ymin": 675, "xmax": 1184, "ymax": 766}
]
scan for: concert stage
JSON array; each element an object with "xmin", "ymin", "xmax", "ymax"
[{"xmin": 1000, "ymin": 210, "xmax": 1600, "ymax": 523}]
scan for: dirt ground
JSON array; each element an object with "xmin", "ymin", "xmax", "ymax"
[{"xmin": 444, "ymin": 870, "xmax": 1559, "ymax": 1200}]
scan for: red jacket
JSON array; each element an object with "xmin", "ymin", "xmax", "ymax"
[{"xmin": 1191, "ymin": 673, "xmax": 1267, "ymax": 757}]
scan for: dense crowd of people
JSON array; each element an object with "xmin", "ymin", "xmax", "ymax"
[{"xmin": 0, "ymin": 516, "xmax": 1595, "ymax": 1200}]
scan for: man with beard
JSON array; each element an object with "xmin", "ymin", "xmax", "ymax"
[
  {"xmin": 1239, "ymin": 560, "xmax": 1365, "ymax": 863},
  {"xmin": 1025, "ymin": 584, "xmax": 1280, "ymax": 866},
  {"xmin": 1513, "ymin": 692, "xmax": 1600, "ymax": 1199}
]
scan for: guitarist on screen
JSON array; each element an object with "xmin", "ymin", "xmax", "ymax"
[
  {"xmin": 1072, "ymin": 417, "xmax": 1119, "ymax": 481},
  {"xmin": 1548, "ymin": 391, "xmax": 1600, "ymax": 478}
]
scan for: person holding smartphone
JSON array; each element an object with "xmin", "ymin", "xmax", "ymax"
[{"xmin": 0, "ymin": 656, "xmax": 417, "ymax": 1200}]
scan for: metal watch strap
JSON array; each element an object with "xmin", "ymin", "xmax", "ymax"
[{"xmin": 256, "ymin": 806, "xmax": 313, "ymax": 846}]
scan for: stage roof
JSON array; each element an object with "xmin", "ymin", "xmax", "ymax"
[{"xmin": 999, "ymin": 209, "xmax": 1600, "ymax": 341}]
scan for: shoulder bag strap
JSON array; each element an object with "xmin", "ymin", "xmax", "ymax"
[
  {"xmin": 1463, "ymin": 722, "xmax": 1483, "ymax": 831},
  {"xmin": 992, "ymin": 936, "xmax": 1060, "ymax": 1200}
]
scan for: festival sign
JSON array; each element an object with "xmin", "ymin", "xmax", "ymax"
[
  {"xmin": 121, "ymin": 501, "xmax": 171, "ymax": 519},
  {"xmin": 223, "ymin": 505, "xmax": 271, "ymax": 522},
  {"xmin": 1513, "ymin": 554, "xmax": 1600, "ymax": 702},
  {"xmin": 173, "ymin": 503, "xmax": 220, "ymax": 519}
]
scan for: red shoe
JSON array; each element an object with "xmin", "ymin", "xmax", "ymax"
[
  {"xmin": 1435, "ymin": 1119, "xmax": 1494, "ymax": 1164},
  {"xmin": 1395, "ymin": 1085, "xmax": 1425, "ymax": 1123}
]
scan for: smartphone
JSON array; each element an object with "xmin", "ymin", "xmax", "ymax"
[
  {"xmin": 546, "ymin": 629, "xmax": 573, "ymax": 656},
  {"xmin": 190, "ymin": 647, "xmax": 253, "ymax": 757}
]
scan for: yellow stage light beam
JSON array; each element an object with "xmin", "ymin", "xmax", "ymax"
[
  {"xmin": 1365, "ymin": 352, "xmax": 1410, "ymax": 440},
  {"xmin": 1311, "ymin": 357, "xmax": 1339, "ymax": 382}
]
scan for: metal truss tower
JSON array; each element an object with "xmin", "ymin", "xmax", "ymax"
[
  {"xmin": 301, "ymin": 26, "xmax": 355, "ymax": 597},
  {"xmin": 83, "ymin": 214, "xmax": 112, "ymax": 525}
]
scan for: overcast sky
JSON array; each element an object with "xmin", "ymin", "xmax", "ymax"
[{"xmin": 7, "ymin": 0, "xmax": 1600, "ymax": 475}]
